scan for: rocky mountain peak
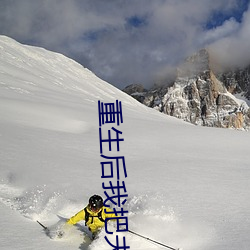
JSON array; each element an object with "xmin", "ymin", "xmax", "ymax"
[
  {"xmin": 177, "ymin": 48, "xmax": 210, "ymax": 78},
  {"xmin": 123, "ymin": 49, "xmax": 250, "ymax": 130}
]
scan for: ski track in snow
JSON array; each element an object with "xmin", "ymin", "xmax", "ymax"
[{"xmin": 0, "ymin": 179, "xmax": 212, "ymax": 250}]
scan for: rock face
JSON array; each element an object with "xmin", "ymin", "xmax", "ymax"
[
  {"xmin": 217, "ymin": 66, "xmax": 250, "ymax": 100},
  {"xmin": 123, "ymin": 84, "xmax": 147, "ymax": 103},
  {"xmin": 123, "ymin": 49, "xmax": 250, "ymax": 130}
]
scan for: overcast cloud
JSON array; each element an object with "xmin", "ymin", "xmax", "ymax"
[{"xmin": 0, "ymin": 0, "xmax": 249, "ymax": 89}]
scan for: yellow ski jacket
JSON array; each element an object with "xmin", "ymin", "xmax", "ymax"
[{"xmin": 67, "ymin": 206, "xmax": 116, "ymax": 233}]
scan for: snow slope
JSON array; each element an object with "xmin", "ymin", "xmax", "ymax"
[{"xmin": 0, "ymin": 35, "xmax": 250, "ymax": 250}]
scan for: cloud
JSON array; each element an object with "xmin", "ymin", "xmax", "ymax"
[
  {"xmin": 0, "ymin": 0, "xmax": 249, "ymax": 89},
  {"xmin": 200, "ymin": 18, "xmax": 240, "ymax": 45},
  {"xmin": 209, "ymin": 4, "xmax": 250, "ymax": 69}
]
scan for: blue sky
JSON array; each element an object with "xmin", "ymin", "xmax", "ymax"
[
  {"xmin": 0, "ymin": 0, "xmax": 249, "ymax": 89},
  {"xmin": 205, "ymin": 0, "xmax": 249, "ymax": 28}
]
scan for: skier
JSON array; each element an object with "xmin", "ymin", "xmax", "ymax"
[{"xmin": 66, "ymin": 194, "xmax": 116, "ymax": 239}]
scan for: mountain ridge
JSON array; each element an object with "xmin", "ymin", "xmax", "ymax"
[{"xmin": 123, "ymin": 49, "xmax": 250, "ymax": 130}]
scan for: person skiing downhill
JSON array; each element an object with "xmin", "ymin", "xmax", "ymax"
[{"xmin": 67, "ymin": 194, "xmax": 116, "ymax": 239}]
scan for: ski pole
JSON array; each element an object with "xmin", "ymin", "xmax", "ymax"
[
  {"xmin": 37, "ymin": 220, "xmax": 48, "ymax": 230},
  {"xmin": 128, "ymin": 229, "xmax": 181, "ymax": 250}
]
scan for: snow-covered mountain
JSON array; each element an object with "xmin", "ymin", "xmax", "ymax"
[
  {"xmin": 1, "ymin": 36, "xmax": 250, "ymax": 250},
  {"xmin": 124, "ymin": 49, "xmax": 250, "ymax": 130}
]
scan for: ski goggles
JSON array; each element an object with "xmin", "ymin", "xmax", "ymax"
[{"xmin": 89, "ymin": 204, "xmax": 101, "ymax": 212}]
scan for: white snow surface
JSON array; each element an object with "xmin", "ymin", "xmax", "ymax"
[{"xmin": 0, "ymin": 35, "xmax": 250, "ymax": 250}]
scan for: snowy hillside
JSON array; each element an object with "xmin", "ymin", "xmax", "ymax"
[{"xmin": 0, "ymin": 36, "xmax": 250, "ymax": 250}]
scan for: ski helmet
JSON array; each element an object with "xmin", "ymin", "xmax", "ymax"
[{"xmin": 89, "ymin": 195, "xmax": 103, "ymax": 211}]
